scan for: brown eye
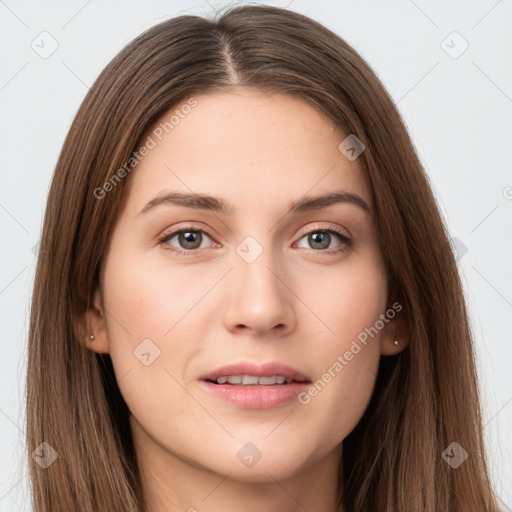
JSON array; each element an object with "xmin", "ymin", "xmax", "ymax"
[
  {"xmin": 308, "ymin": 232, "xmax": 331, "ymax": 250},
  {"xmin": 159, "ymin": 229, "xmax": 214, "ymax": 253},
  {"xmin": 296, "ymin": 228, "xmax": 351, "ymax": 253},
  {"xmin": 176, "ymin": 230, "xmax": 203, "ymax": 250}
]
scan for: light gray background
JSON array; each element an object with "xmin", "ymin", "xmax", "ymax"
[{"xmin": 1, "ymin": 1, "xmax": 511, "ymax": 510}]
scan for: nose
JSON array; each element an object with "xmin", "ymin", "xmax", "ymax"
[{"xmin": 221, "ymin": 246, "xmax": 296, "ymax": 337}]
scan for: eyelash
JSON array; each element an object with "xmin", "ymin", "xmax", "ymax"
[{"xmin": 157, "ymin": 224, "xmax": 352, "ymax": 256}]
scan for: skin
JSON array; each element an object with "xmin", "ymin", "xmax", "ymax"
[{"xmin": 87, "ymin": 87, "xmax": 408, "ymax": 512}]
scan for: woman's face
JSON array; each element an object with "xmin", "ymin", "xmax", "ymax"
[{"xmin": 88, "ymin": 88, "xmax": 402, "ymax": 484}]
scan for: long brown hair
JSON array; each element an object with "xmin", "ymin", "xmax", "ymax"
[{"xmin": 26, "ymin": 5, "xmax": 499, "ymax": 511}]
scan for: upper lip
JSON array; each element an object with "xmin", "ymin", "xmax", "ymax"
[{"xmin": 199, "ymin": 362, "xmax": 311, "ymax": 382}]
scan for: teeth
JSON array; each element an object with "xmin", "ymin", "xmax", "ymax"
[
  {"xmin": 242, "ymin": 375, "xmax": 260, "ymax": 385},
  {"xmin": 258, "ymin": 376, "xmax": 279, "ymax": 385},
  {"xmin": 215, "ymin": 375, "xmax": 293, "ymax": 385}
]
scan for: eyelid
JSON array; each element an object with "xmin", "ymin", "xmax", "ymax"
[{"xmin": 298, "ymin": 222, "xmax": 351, "ymax": 240}]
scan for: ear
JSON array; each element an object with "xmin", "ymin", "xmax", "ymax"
[
  {"xmin": 82, "ymin": 287, "xmax": 110, "ymax": 354},
  {"xmin": 380, "ymin": 300, "xmax": 409, "ymax": 356}
]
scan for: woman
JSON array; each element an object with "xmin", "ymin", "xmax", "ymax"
[{"xmin": 26, "ymin": 5, "xmax": 500, "ymax": 511}]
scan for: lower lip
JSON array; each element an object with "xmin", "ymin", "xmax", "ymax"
[{"xmin": 199, "ymin": 380, "xmax": 310, "ymax": 409}]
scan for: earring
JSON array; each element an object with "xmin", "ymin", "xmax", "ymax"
[
  {"xmin": 89, "ymin": 334, "xmax": 95, "ymax": 341},
  {"xmin": 393, "ymin": 340, "xmax": 399, "ymax": 346}
]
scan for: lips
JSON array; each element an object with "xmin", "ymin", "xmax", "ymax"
[
  {"xmin": 199, "ymin": 361, "xmax": 311, "ymax": 385},
  {"xmin": 198, "ymin": 361, "xmax": 312, "ymax": 409}
]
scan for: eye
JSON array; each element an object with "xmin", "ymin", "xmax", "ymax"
[
  {"xmin": 158, "ymin": 227, "xmax": 215, "ymax": 254},
  {"xmin": 295, "ymin": 227, "xmax": 352, "ymax": 254},
  {"xmin": 158, "ymin": 225, "xmax": 352, "ymax": 256}
]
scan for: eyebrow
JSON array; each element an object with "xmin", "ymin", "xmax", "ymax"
[{"xmin": 138, "ymin": 189, "xmax": 371, "ymax": 216}]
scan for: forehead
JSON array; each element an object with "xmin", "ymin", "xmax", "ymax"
[{"xmin": 121, "ymin": 88, "xmax": 370, "ymax": 215}]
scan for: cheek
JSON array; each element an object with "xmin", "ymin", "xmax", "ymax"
[
  {"xmin": 99, "ymin": 252, "xmax": 204, "ymax": 441},
  {"xmin": 100, "ymin": 246, "xmax": 200, "ymax": 396},
  {"xmin": 307, "ymin": 251, "xmax": 388, "ymax": 349},
  {"xmin": 102, "ymin": 244, "xmax": 210, "ymax": 342},
  {"xmin": 296, "ymin": 254, "xmax": 387, "ymax": 439}
]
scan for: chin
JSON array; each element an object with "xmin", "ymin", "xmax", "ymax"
[
  {"xmin": 222, "ymin": 457, "xmax": 308, "ymax": 483},
  {"xmin": 204, "ymin": 438, "xmax": 315, "ymax": 483}
]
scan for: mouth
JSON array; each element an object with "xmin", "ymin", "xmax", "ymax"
[
  {"xmin": 199, "ymin": 361, "xmax": 311, "ymax": 385},
  {"xmin": 198, "ymin": 362, "xmax": 311, "ymax": 409},
  {"xmin": 204, "ymin": 375, "xmax": 309, "ymax": 386}
]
